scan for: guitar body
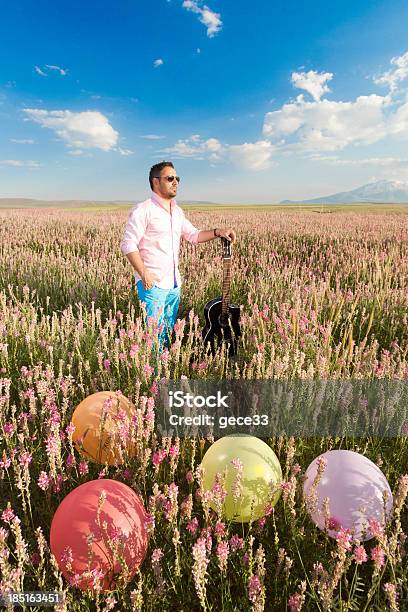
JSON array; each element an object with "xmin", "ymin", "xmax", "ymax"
[{"xmin": 202, "ymin": 296, "xmax": 241, "ymax": 356}]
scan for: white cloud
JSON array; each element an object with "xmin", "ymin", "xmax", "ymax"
[
  {"xmin": 154, "ymin": 58, "xmax": 164, "ymax": 68},
  {"xmin": 374, "ymin": 50, "xmax": 408, "ymax": 92},
  {"xmin": 34, "ymin": 66, "xmax": 47, "ymax": 77},
  {"xmin": 262, "ymin": 93, "xmax": 408, "ymax": 152},
  {"xmin": 309, "ymin": 155, "xmax": 408, "ymax": 167},
  {"xmin": 161, "ymin": 135, "xmax": 273, "ymax": 169},
  {"xmin": 291, "ymin": 70, "xmax": 333, "ymax": 102},
  {"xmin": 34, "ymin": 64, "xmax": 67, "ymax": 77},
  {"xmin": 0, "ymin": 159, "xmax": 40, "ymax": 168},
  {"xmin": 117, "ymin": 147, "xmax": 134, "ymax": 156},
  {"xmin": 261, "ymin": 53, "xmax": 408, "ymax": 155},
  {"xmin": 22, "ymin": 109, "xmax": 119, "ymax": 151},
  {"xmin": 140, "ymin": 134, "xmax": 165, "ymax": 140},
  {"xmin": 10, "ymin": 138, "xmax": 35, "ymax": 144},
  {"xmin": 182, "ymin": 1, "xmax": 222, "ymax": 38},
  {"xmin": 228, "ymin": 141, "xmax": 274, "ymax": 170},
  {"xmin": 161, "ymin": 134, "xmax": 221, "ymax": 158},
  {"xmin": 45, "ymin": 64, "xmax": 67, "ymax": 76},
  {"xmin": 160, "ymin": 51, "xmax": 408, "ymax": 172}
]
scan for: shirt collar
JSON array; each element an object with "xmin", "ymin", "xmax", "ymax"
[{"xmin": 151, "ymin": 191, "xmax": 176, "ymax": 210}]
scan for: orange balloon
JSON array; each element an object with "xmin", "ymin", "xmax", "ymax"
[
  {"xmin": 71, "ymin": 391, "xmax": 136, "ymax": 465},
  {"xmin": 50, "ymin": 479, "xmax": 148, "ymax": 591}
]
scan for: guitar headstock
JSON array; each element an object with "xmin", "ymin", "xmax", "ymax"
[{"xmin": 221, "ymin": 237, "xmax": 232, "ymax": 259}]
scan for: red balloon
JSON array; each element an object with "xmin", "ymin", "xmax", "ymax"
[{"xmin": 50, "ymin": 479, "xmax": 148, "ymax": 591}]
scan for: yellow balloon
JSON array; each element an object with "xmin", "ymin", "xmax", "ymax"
[
  {"xmin": 71, "ymin": 391, "xmax": 136, "ymax": 465},
  {"xmin": 201, "ymin": 436, "xmax": 282, "ymax": 522}
]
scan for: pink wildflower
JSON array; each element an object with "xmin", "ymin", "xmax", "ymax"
[
  {"xmin": 121, "ymin": 468, "xmax": 132, "ymax": 481},
  {"xmin": 248, "ymin": 575, "xmax": 262, "ymax": 603},
  {"xmin": 214, "ymin": 522, "xmax": 226, "ymax": 538},
  {"xmin": 143, "ymin": 364, "xmax": 154, "ymax": 377},
  {"xmin": 152, "ymin": 449, "xmax": 167, "ymax": 467},
  {"xmin": 327, "ymin": 516, "xmax": 342, "ymax": 531},
  {"xmin": 1, "ymin": 506, "xmax": 15, "ymax": 523},
  {"xmin": 0, "ymin": 454, "xmax": 11, "ymax": 469},
  {"xmin": 257, "ymin": 516, "xmax": 266, "ymax": 529},
  {"xmin": 368, "ymin": 518, "xmax": 384, "ymax": 539},
  {"xmin": 65, "ymin": 423, "xmax": 75, "ymax": 436},
  {"xmin": 371, "ymin": 545, "xmax": 385, "ymax": 569},
  {"xmin": 229, "ymin": 534, "xmax": 244, "ymax": 553},
  {"xmin": 292, "ymin": 463, "xmax": 302, "ymax": 475},
  {"xmin": 151, "ymin": 548, "xmax": 164, "ymax": 564},
  {"xmin": 281, "ymin": 479, "xmax": 294, "ymax": 501},
  {"xmin": 383, "ymin": 583, "xmax": 399, "ymax": 610},
  {"xmin": 0, "ymin": 527, "xmax": 8, "ymax": 542},
  {"xmin": 3, "ymin": 422, "xmax": 14, "ymax": 435},
  {"xmin": 336, "ymin": 528, "xmax": 353, "ymax": 552},
  {"xmin": 65, "ymin": 453, "xmax": 75, "ymax": 469},
  {"xmin": 354, "ymin": 545, "xmax": 368, "ymax": 564},
  {"xmin": 19, "ymin": 451, "xmax": 32, "ymax": 467},
  {"xmin": 79, "ymin": 461, "xmax": 89, "ymax": 476},
  {"xmin": 288, "ymin": 593, "xmax": 302, "ymax": 612},
  {"xmin": 129, "ymin": 344, "xmax": 139, "ymax": 357},
  {"xmin": 169, "ymin": 445, "xmax": 179, "ymax": 458},
  {"xmin": 186, "ymin": 517, "xmax": 199, "ymax": 534},
  {"xmin": 216, "ymin": 541, "xmax": 229, "ymax": 571},
  {"xmin": 316, "ymin": 456, "xmax": 328, "ymax": 472},
  {"xmin": 37, "ymin": 471, "xmax": 50, "ymax": 491},
  {"xmin": 150, "ymin": 380, "xmax": 159, "ymax": 395}
]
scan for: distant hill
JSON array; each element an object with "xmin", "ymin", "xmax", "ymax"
[
  {"xmin": 281, "ymin": 180, "xmax": 408, "ymax": 204},
  {"xmin": 0, "ymin": 198, "xmax": 218, "ymax": 209},
  {"xmin": 0, "ymin": 198, "xmax": 138, "ymax": 209}
]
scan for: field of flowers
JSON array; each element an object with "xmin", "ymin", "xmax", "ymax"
[{"xmin": 0, "ymin": 207, "xmax": 407, "ymax": 611}]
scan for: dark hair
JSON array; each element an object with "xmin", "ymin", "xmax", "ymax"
[{"xmin": 149, "ymin": 161, "xmax": 174, "ymax": 190}]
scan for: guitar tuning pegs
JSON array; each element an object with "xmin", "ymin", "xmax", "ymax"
[{"xmin": 221, "ymin": 236, "xmax": 232, "ymax": 259}]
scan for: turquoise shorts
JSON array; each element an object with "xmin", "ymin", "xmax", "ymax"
[{"xmin": 136, "ymin": 280, "xmax": 181, "ymax": 347}]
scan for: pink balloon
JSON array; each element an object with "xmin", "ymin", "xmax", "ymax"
[
  {"xmin": 303, "ymin": 450, "xmax": 393, "ymax": 541},
  {"xmin": 50, "ymin": 479, "xmax": 148, "ymax": 591}
]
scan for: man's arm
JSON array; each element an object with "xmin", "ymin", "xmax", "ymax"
[
  {"xmin": 120, "ymin": 204, "xmax": 158, "ymax": 290},
  {"xmin": 197, "ymin": 228, "xmax": 237, "ymax": 244},
  {"xmin": 179, "ymin": 209, "xmax": 237, "ymax": 244},
  {"xmin": 125, "ymin": 251, "xmax": 157, "ymax": 290}
]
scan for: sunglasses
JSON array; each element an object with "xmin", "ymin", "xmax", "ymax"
[{"xmin": 154, "ymin": 175, "xmax": 180, "ymax": 183}]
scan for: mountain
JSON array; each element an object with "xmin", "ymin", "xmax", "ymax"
[{"xmin": 281, "ymin": 180, "xmax": 408, "ymax": 204}]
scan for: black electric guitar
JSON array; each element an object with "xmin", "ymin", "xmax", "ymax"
[{"xmin": 202, "ymin": 237, "xmax": 241, "ymax": 356}]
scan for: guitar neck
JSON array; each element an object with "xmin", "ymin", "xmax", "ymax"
[{"xmin": 221, "ymin": 258, "xmax": 232, "ymax": 316}]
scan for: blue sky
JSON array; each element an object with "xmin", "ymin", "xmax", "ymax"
[{"xmin": 1, "ymin": 0, "xmax": 408, "ymax": 203}]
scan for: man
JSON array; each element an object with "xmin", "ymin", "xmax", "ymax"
[{"xmin": 120, "ymin": 161, "xmax": 236, "ymax": 348}]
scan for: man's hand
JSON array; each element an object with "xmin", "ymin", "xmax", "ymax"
[
  {"xmin": 141, "ymin": 270, "xmax": 159, "ymax": 290},
  {"xmin": 217, "ymin": 228, "xmax": 237, "ymax": 243}
]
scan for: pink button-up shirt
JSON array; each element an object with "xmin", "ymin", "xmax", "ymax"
[{"xmin": 120, "ymin": 192, "xmax": 201, "ymax": 289}]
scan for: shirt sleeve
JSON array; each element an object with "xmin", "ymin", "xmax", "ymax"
[
  {"xmin": 120, "ymin": 203, "xmax": 149, "ymax": 255},
  {"xmin": 180, "ymin": 210, "xmax": 201, "ymax": 245}
]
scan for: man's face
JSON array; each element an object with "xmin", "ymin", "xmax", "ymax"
[{"xmin": 154, "ymin": 166, "xmax": 179, "ymax": 200}]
